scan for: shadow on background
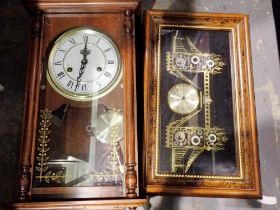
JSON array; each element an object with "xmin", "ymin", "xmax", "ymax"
[
  {"xmin": 272, "ymin": 0, "xmax": 280, "ymax": 57},
  {"xmin": 0, "ymin": 0, "xmax": 30, "ymax": 209}
]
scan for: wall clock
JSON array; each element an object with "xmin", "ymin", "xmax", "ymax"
[
  {"xmin": 14, "ymin": 0, "xmax": 146, "ymax": 209},
  {"xmin": 143, "ymin": 10, "xmax": 261, "ymax": 198}
]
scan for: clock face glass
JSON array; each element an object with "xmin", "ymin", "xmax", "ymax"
[
  {"xmin": 47, "ymin": 27, "xmax": 121, "ymax": 101},
  {"xmin": 32, "ymin": 27, "xmax": 125, "ymax": 198},
  {"xmin": 156, "ymin": 27, "xmax": 239, "ymax": 178}
]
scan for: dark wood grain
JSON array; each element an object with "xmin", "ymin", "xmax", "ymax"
[
  {"xmin": 123, "ymin": 9, "xmax": 137, "ymax": 199},
  {"xmin": 18, "ymin": 10, "xmax": 44, "ymax": 201}
]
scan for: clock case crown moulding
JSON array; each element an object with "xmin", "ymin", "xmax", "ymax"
[{"xmin": 22, "ymin": 0, "xmax": 140, "ymax": 13}]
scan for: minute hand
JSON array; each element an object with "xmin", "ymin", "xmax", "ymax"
[{"xmin": 75, "ymin": 39, "xmax": 91, "ymax": 91}]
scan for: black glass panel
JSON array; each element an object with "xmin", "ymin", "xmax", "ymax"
[{"xmin": 158, "ymin": 28, "xmax": 237, "ymax": 176}]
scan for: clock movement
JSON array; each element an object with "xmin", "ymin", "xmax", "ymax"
[
  {"xmin": 143, "ymin": 10, "xmax": 261, "ymax": 198},
  {"xmin": 14, "ymin": 0, "xmax": 146, "ymax": 209}
]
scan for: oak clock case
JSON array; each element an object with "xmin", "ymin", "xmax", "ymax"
[
  {"xmin": 16, "ymin": 1, "xmax": 145, "ymax": 208},
  {"xmin": 143, "ymin": 11, "xmax": 261, "ymax": 198}
]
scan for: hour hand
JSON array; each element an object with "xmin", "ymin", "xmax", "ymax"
[
  {"xmin": 80, "ymin": 36, "xmax": 91, "ymax": 57},
  {"xmin": 80, "ymin": 48, "xmax": 91, "ymax": 57}
]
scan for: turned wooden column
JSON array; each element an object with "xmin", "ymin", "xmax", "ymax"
[
  {"xmin": 18, "ymin": 10, "xmax": 43, "ymax": 201},
  {"xmin": 123, "ymin": 9, "xmax": 137, "ymax": 198}
]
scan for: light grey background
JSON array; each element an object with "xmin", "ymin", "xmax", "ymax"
[
  {"xmin": 0, "ymin": 0, "xmax": 279, "ymax": 210},
  {"xmin": 140, "ymin": 0, "xmax": 280, "ymax": 209}
]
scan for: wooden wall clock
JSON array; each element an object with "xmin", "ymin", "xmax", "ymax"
[
  {"xmin": 143, "ymin": 10, "xmax": 262, "ymax": 198},
  {"xmin": 14, "ymin": 0, "xmax": 146, "ymax": 209}
]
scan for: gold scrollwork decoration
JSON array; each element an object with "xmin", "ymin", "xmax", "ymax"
[
  {"xmin": 164, "ymin": 30, "xmax": 228, "ymax": 174},
  {"xmin": 166, "ymin": 33, "xmax": 225, "ymax": 76},
  {"xmin": 36, "ymin": 109, "xmax": 52, "ymax": 181},
  {"xmin": 42, "ymin": 171, "xmax": 65, "ymax": 184},
  {"xmin": 67, "ymin": 142, "xmax": 124, "ymax": 186},
  {"xmin": 35, "ymin": 109, "xmax": 65, "ymax": 184},
  {"xmin": 153, "ymin": 24, "xmax": 243, "ymax": 180}
]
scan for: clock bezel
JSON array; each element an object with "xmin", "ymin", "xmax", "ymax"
[
  {"xmin": 46, "ymin": 26, "xmax": 122, "ymax": 101},
  {"xmin": 167, "ymin": 83, "xmax": 200, "ymax": 115}
]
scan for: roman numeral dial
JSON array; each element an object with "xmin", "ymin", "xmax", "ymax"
[{"xmin": 46, "ymin": 27, "xmax": 121, "ymax": 101}]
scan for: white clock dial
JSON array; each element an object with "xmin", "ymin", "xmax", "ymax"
[{"xmin": 47, "ymin": 27, "xmax": 121, "ymax": 101}]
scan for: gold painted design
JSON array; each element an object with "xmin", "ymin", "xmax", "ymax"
[
  {"xmin": 165, "ymin": 29, "xmax": 227, "ymax": 173},
  {"xmin": 35, "ymin": 108, "xmax": 123, "ymax": 186},
  {"xmin": 94, "ymin": 109, "xmax": 124, "ymax": 183},
  {"xmin": 35, "ymin": 109, "xmax": 65, "ymax": 183},
  {"xmin": 154, "ymin": 24, "xmax": 243, "ymax": 179},
  {"xmin": 166, "ymin": 32, "xmax": 225, "ymax": 90},
  {"xmin": 231, "ymin": 28, "xmax": 244, "ymax": 179},
  {"xmin": 69, "ymin": 110, "xmax": 124, "ymax": 186},
  {"xmin": 166, "ymin": 126, "xmax": 227, "ymax": 172},
  {"xmin": 67, "ymin": 142, "xmax": 123, "ymax": 186},
  {"xmin": 86, "ymin": 142, "xmax": 123, "ymax": 184},
  {"xmin": 35, "ymin": 171, "xmax": 65, "ymax": 184}
]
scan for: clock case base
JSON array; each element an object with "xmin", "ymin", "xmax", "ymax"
[{"xmin": 13, "ymin": 199, "xmax": 147, "ymax": 210}]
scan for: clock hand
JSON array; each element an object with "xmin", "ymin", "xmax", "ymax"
[
  {"xmin": 76, "ymin": 59, "xmax": 87, "ymax": 82},
  {"xmin": 75, "ymin": 38, "xmax": 91, "ymax": 91}
]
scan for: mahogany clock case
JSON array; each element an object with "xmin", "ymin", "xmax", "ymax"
[
  {"xmin": 16, "ymin": 0, "xmax": 146, "ymax": 208},
  {"xmin": 143, "ymin": 10, "xmax": 261, "ymax": 198}
]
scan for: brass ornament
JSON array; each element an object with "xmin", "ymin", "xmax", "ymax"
[{"xmin": 164, "ymin": 30, "xmax": 228, "ymax": 174}]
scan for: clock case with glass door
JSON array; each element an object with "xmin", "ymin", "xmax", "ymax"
[
  {"xmin": 143, "ymin": 10, "xmax": 261, "ymax": 198},
  {"xmin": 15, "ymin": 0, "xmax": 146, "ymax": 209}
]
